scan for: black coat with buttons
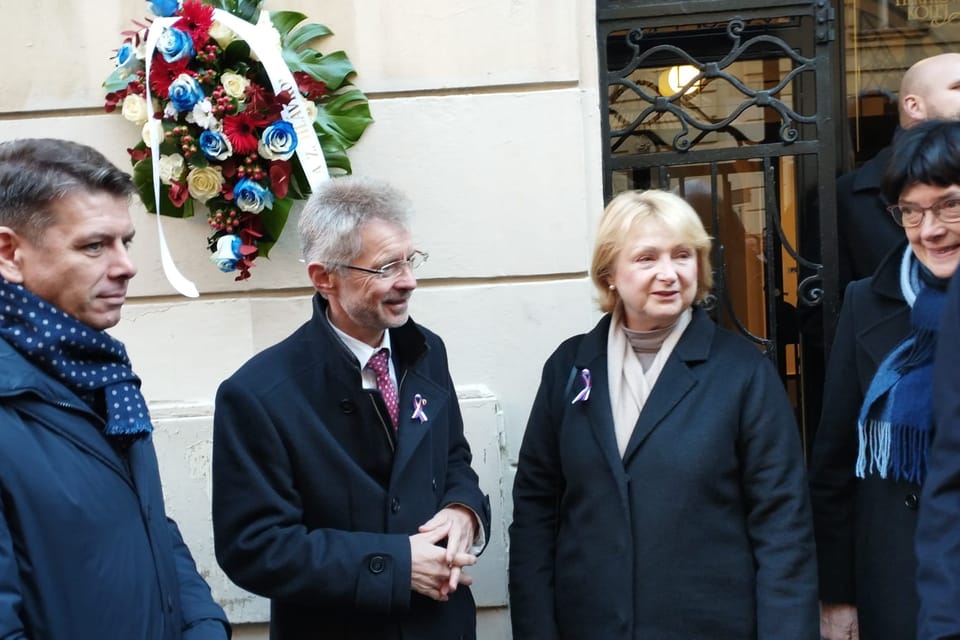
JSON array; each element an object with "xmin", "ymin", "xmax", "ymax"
[
  {"xmin": 211, "ymin": 294, "xmax": 491, "ymax": 640},
  {"xmin": 809, "ymin": 240, "xmax": 921, "ymax": 640},
  {"xmin": 510, "ymin": 308, "xmax": 818, "ymax": 640}
]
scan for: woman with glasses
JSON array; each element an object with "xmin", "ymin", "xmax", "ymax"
[
  {"xmin": 509, "ymin": 189, "xmax": 818, "ymax": 639},
  {"xmin": 810, "ymin": 119, "xmax": 960, "ymax": 640}
]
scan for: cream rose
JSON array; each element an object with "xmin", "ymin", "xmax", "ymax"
[
  {"xmin": 208, "ymin": 21, "xmax": 236, "ymax": 49},
  {"xmin": 186, "ymin": 165, "xmax": 225, "ymax": 203},
  {"xmin": 158, "ymin": 153, "xmax": 185, "ymax": 185},
  {"xmin": 121, "ymin": 94, "xmax": 149, "ymax": 125},
  {"xmin": 221, "ymin": 71, "xmax": 250, "ymax": 100}
]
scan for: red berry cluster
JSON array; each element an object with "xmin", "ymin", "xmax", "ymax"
[
  {"xmin": 235, "ymin": 153, "xmax": 267, "ymax": 181},
  {"xmin": 209, "ymin": 86, "xmax": 238, "ymax": 118},
  {"xmin": 170, "ymin": 125, "xmax": 199, "ymax": 159},
  {"xmin": 208, "ymin": 208, "xmax": 241, "ymax": 233}
]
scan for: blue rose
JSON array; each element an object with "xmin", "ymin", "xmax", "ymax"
[
  {"xmin": 148, "ymin": 0, "xmax": 182, "ymax": 18},
  {"xmin": 234, "ymin": 178, "xmax": 274, "ymax": 214},
  {"xmin": 168, "ymin": 74, "xmax": 205, "ymax": 112},
  {"xmin": 210, "ymin": 234, "xmax": 243, "ymax": 273},
  {"xmin": 157, "ymin": 27, "xmax": 194, "ymax": 63},
  {"xmin": 200, "ymin": 130, "xmax": 233, "ymax": 161},
  {"xmin": 114, "ymin": 40, "xmax": 143, "ymax": 78},
  {"xmin": 258, "ymin": 120, "xmax": 299, "ymax": 161}
]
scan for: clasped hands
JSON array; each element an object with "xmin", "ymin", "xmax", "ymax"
[{"xmin": 409, "ymin": 505, "xmax": 478, "ymax": 602}]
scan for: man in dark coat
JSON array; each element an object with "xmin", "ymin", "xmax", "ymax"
[
  {"xmin": 836, "ymin": 52, "xmax": 960, "ymax": 288},
  {"xmin": 212, "ymin": 176, "xmax": 491, "ymax": 640},
  {"xmin": 917, "ymin": 238, "xmax": 960, "ymax": 639},
  {"xmin": 0, "ymin": 139, "xmax": 230, "ymax": 638}
]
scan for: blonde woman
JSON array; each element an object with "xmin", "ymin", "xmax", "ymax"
[{"xmin": 509, "ymin": 189, "xmax": 817, "ymax": 640}]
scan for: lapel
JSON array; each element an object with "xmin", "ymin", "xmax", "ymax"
[
  {"xmin": 856, "ymin": 244, "xmax": 911, "ymax": 369},
  {"xmin": 621, "ymin": 309, "xmax": 712, "ymax": 465},
  {"xmin": 391, "ymin": 368, "xmax": 447, "ymax": 484},
  {"xmin": 570, "ymin": 316, "xmax": 630, "ymax": 512}
]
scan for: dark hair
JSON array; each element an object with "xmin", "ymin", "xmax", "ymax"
[
  {"xmin": 882, "ymin": 120, "xmax": 960, "ymax": 203},
  {"xmin": 0, "ymin": 138, "xmax": 135, "ymax": 240}
]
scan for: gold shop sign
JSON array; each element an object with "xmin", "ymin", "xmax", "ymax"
[{"xmin": 895, "ymin": 0, "xmax": 960, "ymax": 25}]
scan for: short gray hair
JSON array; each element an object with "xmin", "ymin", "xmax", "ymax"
[{"xmin": 298, "ymin": 176, "xmax": 413, "ymax": 266}]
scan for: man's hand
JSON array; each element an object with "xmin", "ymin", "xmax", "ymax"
[
  {"xmin": 820, "ymin": 602, "xmax": 859, "ymax": 640},
  {"xmin": 419, "ymin": 505, "xmax": 478, "ymax": 594},
  {"xmin": 409, "ymin": 522, "xmax": 476, "ymax": 601}
]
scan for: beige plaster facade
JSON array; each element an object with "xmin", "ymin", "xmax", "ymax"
[{"xmin": 0, "ymin": 1, "xmax": 605, "ymax": 637}]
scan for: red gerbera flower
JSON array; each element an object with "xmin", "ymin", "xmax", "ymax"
[
  {"xmin": 149, "ymin": 57, "xmax": 189, "ymax": 97},
  {"xmin": 293, "ymin": 72, "xmax": 328, "ymax": 100},
  {"xmin": 174, "ymin": 0, "xmax": 215, "ymax": 51},
  {"xmin": 222, "ymin": 112, "xmax": 260, "ymax": 155}
]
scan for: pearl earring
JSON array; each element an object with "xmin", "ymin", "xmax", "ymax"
[{"xmin": 608, "ymin": 284, "xmax": 615, "ymax": 291}]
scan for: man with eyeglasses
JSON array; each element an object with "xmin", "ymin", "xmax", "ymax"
[{"xmin": 211, "ymin": 176, "xmax": 490, "ymax": 640}]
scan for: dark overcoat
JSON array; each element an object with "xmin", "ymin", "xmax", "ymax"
[
  {"xmin": 809, "ymin": 242, "xmax": 921, "ymax": 640},
  {"xmin": 509, "ymin": 308, "xmax": 818, "ymax": 640},
  {"xmin": 212, "ymin": 294, "xmax": 491, "ymax": 640},
  {"xmin": 836, "ymin": 146, "xmax": 904, "ymax": 289},
  {"xmin": 0, "ymin": 339, "xmax": 229, "ymax": 639},
  {"xmin": 917, "ymin": 262, "xmax": 960, "ymax": 639}
]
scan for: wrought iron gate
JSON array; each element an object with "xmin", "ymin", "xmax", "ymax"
[{"xmin": 596, "ymin": 0, "xmax": 841, "ymax": 448}]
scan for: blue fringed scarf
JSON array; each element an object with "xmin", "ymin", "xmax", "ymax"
[
  {"xmin": 856, "ymin": 248, "xmax": 948, "ymax": 484},
  {"xmin": 0, "ymin": 279, "xmax": 152, "ymax": 440}
]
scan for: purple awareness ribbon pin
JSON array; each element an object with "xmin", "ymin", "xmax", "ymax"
[
  {"xmin": 571, "ymin": 369, "xmax": 591, "ymax": 404},
  {"xmin": 411, "ymin": 394, "xmax": 429, "ymax": 423}
]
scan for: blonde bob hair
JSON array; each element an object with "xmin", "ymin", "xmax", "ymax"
[{"xmin": 591, "ymin": 189, "xmax": 714, "ymax": 313}]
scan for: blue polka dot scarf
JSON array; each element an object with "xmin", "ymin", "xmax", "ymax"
[{"xmin": 0, "ymin": 279, "xmax": 153, "ymax": 440}]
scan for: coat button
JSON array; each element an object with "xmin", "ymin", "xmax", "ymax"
[
  {"xmin": 432, "ymin": 478, "xmax": 437, "ymax": 492},
  {"xmin": 391, "ymin": 498, "xmax": 400, "ymax": 513},
  {"xmin": 905, "ymin": 493, "xmax": 919, "ymax": 510},
  {"xmin": 339, "ymin": 399, "xmax": 355, "ymax": 414},
  {"xmin": 368, "ymin": 555, "xmax": 385, "ymax": 574}
]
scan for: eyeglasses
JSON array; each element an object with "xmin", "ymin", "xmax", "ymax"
[
  {"xmin": 332, "ymin": 250, "xmax": 429, "ymax": 279},
  {"xmin": 887, "ymin": 198, "xmax": 960, "ymax": 228}
]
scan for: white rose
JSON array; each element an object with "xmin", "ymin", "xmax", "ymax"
[
  {"xmin": 186, "ymin": 166, "xmax": 224, "ymax": 203},
  {"xmin": 141, "ymin": 120, "xmax": 160, "ymax": 146},
  {"xmin": 121, "ymin": 94, "xmax": 149, "ymax": 125},
  {"xmin": 208, "ymin": 21, "xmax": 236, "ymax": 49},
  {"xmin": 221, "ymin": 71, "xmax": 250, "ymax": 100},
  {"xmin": 158, "ymin": 153, "xmax": 185, "ymax": 185}
]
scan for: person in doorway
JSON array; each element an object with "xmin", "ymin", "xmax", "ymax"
[
  {"xmin": 810, "ymin": 119, "xmax": 960, "ymax": 640},
  {"xmin": 836, "ymin": 52, "xmax": 960, "ymax": 288},
  {"xmin": 212, "ymin": 176, "xmax": 491, "ymax": 639},
  {"xmin": 0, "ymin": 138, "xmax": 229, "ymax": 638},
  {"xmin": 509, "ymin": 189, "xmax": 818, "ymax": 639}
]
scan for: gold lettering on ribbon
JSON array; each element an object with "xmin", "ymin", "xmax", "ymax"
[{"xmin": 898, "ymin": 0, "xmax": 960, "ymax": 25}]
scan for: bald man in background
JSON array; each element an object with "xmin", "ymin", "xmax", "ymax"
[{"xmin": 835, "ymin": 52, "xmax": 960, "ymax": 289}]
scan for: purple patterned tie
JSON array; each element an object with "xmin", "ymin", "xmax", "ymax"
[{"xmin": 366, "ymin": 348, "xmax": 398, "ymax": 429}]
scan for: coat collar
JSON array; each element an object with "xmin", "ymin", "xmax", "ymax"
[
  {"xmin": 851, "ymin": 144, "xmax": 894, "ymax": 197},
  {"xmin": 0, "ymin": 337, "xmax": 133, "ymax": 484},
  {"xmin": 571, "ymin": 308, "xmax": 713, "ymax": 486},
  {"xmin": 308, "ymin": 293, "xmax": 436, "ymax": 481}
]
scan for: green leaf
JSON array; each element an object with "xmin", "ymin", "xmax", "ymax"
[
  {"xmin": 283, "ymin": 50, "xmax": 355, "ymax": 91},
  {"xmin": 270, "ymin": 11, "xmax": 309, "ymax": 39},
  {"xmin": 314, "ymin": 89, "xmax": 373, "ymax": 150},
  {"xmin": 285, "ymin": 23, "xmax": 333, "ymax": 51},
  {"xmin": 103, "ymin": 66, "xmax": 140, "ymax": 93},
  {"xmin": 258, "ymin": 197, "xmax": 293, "ymax": 258}
]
